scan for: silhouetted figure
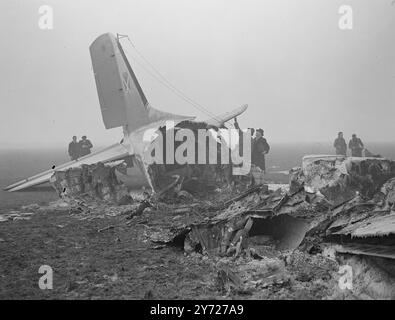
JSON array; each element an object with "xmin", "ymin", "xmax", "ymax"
[
  {"xmin": 349, "ymin": 134, "xmax": 364, "ymax": 157},
  {"xmin": 79, "ymin": 135, "xmax": 93, "ymax": 157},
  {"xmin": 68, "ymin": 136, "xmax": 80, "ymax": 160},
  {"xmin": 252, "ymin": 128, "xmax": 270, "ymax": 171},
  {"xmin": 333, "ymin": 132, "xmax": 347, "ymax": 156}
]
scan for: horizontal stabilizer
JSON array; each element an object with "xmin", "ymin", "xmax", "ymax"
[{"xmin": 204, "ymin": 104, "xmax": 248, "ymax": 127}]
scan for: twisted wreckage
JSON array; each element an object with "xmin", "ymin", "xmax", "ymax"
[
  {"xmin": 5, "ymin": 33, "xmax": 395, "ymax": 298},
  {"xmin": 50, "ymin": 154, "xmax": 395, "ymax": 259},
  {"xmin": 46, "ymin": 153, "xmax": 395, "ymax": 299},
  {"xmin": 4, "ymin": 32, "xmax": 248, "ymax": 193}
]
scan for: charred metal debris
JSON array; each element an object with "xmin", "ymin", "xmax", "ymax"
[{"xmin": 49, "ymin": 154, "xmax": 395, "ymax": 298}]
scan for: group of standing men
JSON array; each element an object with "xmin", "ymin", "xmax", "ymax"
[
  {"xmin": 333, "ymin": 132, "xmax": 365, "ymax": 157},
  {"xmin": 234, "ymin": 118, "xmax": 270, "ymax": 172},
  {"xmin": 68, "ymin": 135, "xmax": 93, "ymax": 161}
]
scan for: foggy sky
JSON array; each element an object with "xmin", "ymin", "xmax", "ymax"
[{"xmin": 1, "ymin": 0, "xmax": 394, "ymax": 148}]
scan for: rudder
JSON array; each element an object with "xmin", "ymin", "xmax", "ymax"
[{"xmin": 90, "ymin": 33, "xmax": 151, "ymax": 132}]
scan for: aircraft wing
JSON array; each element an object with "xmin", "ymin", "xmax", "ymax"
[
  {"xmin": 4, "ymin": 143, "xmax": 129, "ymax": 192},
  {"xmin": 204, "ymin": 104, "xmax": 248, "ymax": 127}
]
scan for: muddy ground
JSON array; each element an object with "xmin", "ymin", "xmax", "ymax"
[
  {"xmin": 0, "ymin": 201, "xmax": 362, "ymax": 300},
  {"xmin": 0, "ymin": 206, "xmax": 218, "ymax": 299}
]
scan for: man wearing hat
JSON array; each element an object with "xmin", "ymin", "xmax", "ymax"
[
  {"xmin": 252, "ymin": 128, "xmax": 270, "ymax": 171},
  {"xmin": 68, "ymin": 136, "xmax": 80, "ymax": 161},
  {"xmin": 348, "ymin": 134, "xmax": 364, "ymax": 157},
  {"xmin": 333, "ymin": 132, "xmax": 347, "ymax": 156},
  {"xmin": 79, "ymin": 135, "xmax": 93, "ymax": 157}
]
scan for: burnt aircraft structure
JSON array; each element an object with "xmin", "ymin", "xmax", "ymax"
[
  {"xmin": 4, "ymin": 33, "xmax": 395, "ymax": 299},
  {"xmin": 5, "ymin": 33, "xmax": 248, "ymax": 194}
]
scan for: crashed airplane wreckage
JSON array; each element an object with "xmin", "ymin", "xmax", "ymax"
[
  {"xmin": 36, "ymin": 153, "xmax": 394, "ymax": 299},
  {"xmin": 49, "ymin": 154, "xmax": 395, "ymax": 264},
  {"xmin": 5, "ymin": 33, "xmax": 395, "ymax": 297},
  {"xmin": 5, "ymin": 32, "xmax": 249, "ymax": 193},
  {"xmin": 142, "ymin": 155, "xmax": 395, "ymax": 262}
]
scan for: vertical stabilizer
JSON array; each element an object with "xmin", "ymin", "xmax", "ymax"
[{"xmin": 90, "ymin": 33, "xmax": 194, "ymax": 133}]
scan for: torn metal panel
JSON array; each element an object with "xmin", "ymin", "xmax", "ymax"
[
  {"xmin": 330, "ymin": 196, "xmax": 375, "ymax": 216},
  {"xmin": 50, "ymin": 161, "xmax": 130, "ymax": 204},
  {"xmin": 179, "ymin": 186, "xmax": 324, "ymax": 255},
  {"xmin": 327, "ymin": 208, "xmax": 374, "ymax": 233},
  {"xmin": 324, "ymin": 186, "xmax": 395, "ymax": 261},
  {"xmin": 378, "ymin": 178, "xmax": 395, "ymax": 210},
  {"xmin": 333, "ymin": 212, "xmax": 395, "ymax": 238},
  {"xmin": 291, "ymin": 155, "xmax": 395, "ymax": 205},
  {"xmin": 331, "ymin": 243, "xmax": 395, "ymax": 260},
  {"xmin": 326, "ymin": 196, "xmax": 379, "ymax": 234}
]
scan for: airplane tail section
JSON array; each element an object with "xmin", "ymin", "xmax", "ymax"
[{"xmin": 90, "ymin": 33, "xmax": 194, "ymax": 134}]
